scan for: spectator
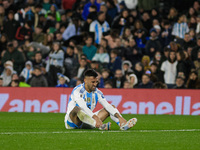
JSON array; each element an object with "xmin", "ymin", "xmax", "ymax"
[
  {"xmin": 191, "ymin": 37, "xmax": 200, "ymax": 61},
  {"xmin": 42, "ymin": 0, "xmax": 51, "ymax": 12},
  {"xmin": 141, "ymin": 55, "xmax": 150, "ymax": 71},
  {"xmin": 112, "ymin": 69, "xmax": 126, "ymax": 88},
  {"xmin": 82, "ymin": 36, "xmax": 97, "ymax": 61},
  {"xmin": 18, "ymin": 76, "xmax": 31, "ymax": 87},
  {"xmin": 29, "ymin": 66, "xmax": 48, "ymax": 87},
  {"xmin": 10, "ymin": 79, "xmax": 19, "ymax": 87},
  {"xmin": 173, "ymin": 76, "xmax": 186, "ymax": 89},
  {"xmin": 134, "ymin": 29, "xmax": 147, "ymax": 54},
  {"xmin": 0, "ymin": 77, "xmax": 3, "ymax": 87},
  {"xmin": 1, "ymin": 66, "xmax": 13, "ymax": 86},
  {"xmin": 1, "ymin": 42, "xmax": 25, "ymax": 74},
  {"xmin": 76, "ymin": 78, "xmax": 83, "ymax": 86},
  {"xmin": 176, "ymin": 50, "xmax": 188, "ymax": 80},
  {"xmin": 43, "ymin": 13, "xmax": 57, "ymax": 33},
  {"xmin": 1, "ymin": 60, "xmax": 15, "ymax": 75},
  {"xmin": 112, "ymin": 9, "xmax": 129, "ymax": 35},
  {"xmin": 127, "ymin": 73, "xmax": 138, "ymax": 88},
  {"xmin": 33, "ymin": 25, "xmax": 46, "ymax": 44},
  {"xmin": 186, "ymin": 71, "xmax": 200, "ymax": 89},
  {"xmin": 160, "ymin": 20, "xmax": 172, "ymax": 48},
  {"xmin": 82, "ymin": 0, "xmax": 100, "ymax": 21},
  {"xmin": 106, "ymin": 0, "xmax": 118, "ymax": 20},
  {"xmin": 138, "ymin": 0, "xmax": 159, "ymax": 13},
  {"xmin": 99, "ymin": 4, "xmax": 112, "ymax": 26},
  {"xmin": 153, "ymin": 81, "xmax": 167, "ymax": 89},
  {"xmin": 150, "ymin": 62, "xmax": 164, "ymax": 83},
  {"xmin": 126, "ymin": 38, "xmax": 142, "ymax": 67},
  {"xmin": 32, "ymin": 51, "xmax": 45, "ymax": 67},
  {"xmin": 98, "ymin": 68, "xmax": 111, "ymax": 88},
  {"xmin": 161, "ymin": 50, "xmax": 178, "ymax": 88},
  {"xmin": 20, "ymin": 61, "xmax": 33, "ymax": 82},
  {"xmin": 25, "ymin": 3, "xmax": 43, "ymax": 29},
  {"xmin": 112, "ymin": 37, "xmax": 128, "ymax": 60},
  {"xmin": 14, "ymin": 4, "xmax": 31, "ymax": 26},
  {"xmin": 137, "ymin": 74, "xmax": 153, "ymax": 88},
  {"xmin": 0, "ymin": 33, "xmax": 8, "ymax": 53},
  {"xmin": 104, "ymin": 80, "xmax": 113, "ymax": 88},
  {"xmin": 46, "ymin": 42, "xmax": 64, "ymax": 86},
  {"xmin": 15, "ymin": 21, "xmax": 33, "ymax": 43},
  {"xmin": 141, "ymin": 12, "xmax": 152, "ymax": 33},
  {"xmin": 70, "ymin": 58, "xmax": 88, "ymax": 87},
  {"xmin": 121, "ymin": 60, "xmax": 133, "ymax": 76},
  {"xmin": 145, "ymin": 28, "xmax": 162, "ymax": 59},
  {"xmin": 172, "ymin": 14, "xmax": 189, "ymax": 39},
  {"xmin": 92, "ymin": 45, "xmax": 110, "ymax": 64},
  {"xmin": 107, "ymin": 49, "xmax": 122, "ymax": 74},
  {"xmin": 182, "ymin": 33, "xmax": 196, "ymax": 50},
  {"xmin": 0, "ymin": 6, "xmax": 5, "ymax": 30},
  {"xmin": 134, "ymin": 62, "xmax": 144, "ymax": 83},
  {"xmin": 62, "ymin": 17, "xmax": 81, "ymax": 41},
  {"xmin": 89, "ymin": 11, "xmax": 110, "ymax": 44},
  {"xmin": 90, "ymin": 61, "xmax": 103, "ymax": 73},
  {"xmin": 123, "ymin": 81, "xmax": 131, "ymax": 89},
  {"xmin": 45, "ymin": 4, "xmax": 61, "ymax": 22},
  {"xmin": 194, "ymin": 50, "xmax": 200, "ymax": 79},
  {"xmin": 105, "ymin": 29, "xmax": 119, "ymax": 49},
  {"xmin": 167, "ymin": 7, "xmax": 178, "ymax": 25},
  {"xmin": 56, "ymin": 73, "xmax": 69, "ymax": 87},
  {"xmin": 3, "ymin": 10, "xmax": 20, "ymax": 41}
]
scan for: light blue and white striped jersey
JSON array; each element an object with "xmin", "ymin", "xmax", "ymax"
[
  {"xmin": 66, "ymin": 83, "xmax": 117, "ymax": 118},
  {"xmin": 172, "ymin": 22, "xmax": 189, "ymax": 39},
  {"xmin": 89, "ymin": 20, "xmax": 110, "ymax": 44}
]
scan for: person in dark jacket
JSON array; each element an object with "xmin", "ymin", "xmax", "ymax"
[
  {"xmin": 112, "ymin": 69, "xmax": 126, "ymax": 88},
  {"xmin": 173, "ymin": 76, "xmax": 186, "ymax": 89},
  {"xmin": 15, "ymin": 21, "xmax": 33, "ymax": 43},
  {"xmin": 1, "ymin": 42, "xmax": 25, "ymax": 74},
  {"xmin": 107, "ymin": 49, "xmax": 122, "ymax": 74},
  {"xmin": 29, "ymin": 66, "xmax": 48, "ymax": 87},
  {"xmin": 3, "ymin": 10, "xmax": 20, "ymax": 41},
  {"xmin": 137, "ymin": 74, "xmax": 153, "ymax": 88},
  {"xmin": 145, "ymin": 28, "xmax": 162, "ymax": 59}
]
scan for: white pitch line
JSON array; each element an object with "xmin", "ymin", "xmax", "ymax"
[{"xmin": 0, "ymin": 129, "xmax": 200, "ymax": 135}]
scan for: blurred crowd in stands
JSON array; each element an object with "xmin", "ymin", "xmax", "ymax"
[{"xmin": 0, "ymin": 0, "xmax": 200, "ymax": 89}]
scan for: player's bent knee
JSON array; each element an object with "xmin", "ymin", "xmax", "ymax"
[{"xmin": 69, "ymin": 106, "xmax": 80, "ymax": 120}]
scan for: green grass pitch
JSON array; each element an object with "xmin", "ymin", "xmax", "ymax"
[{"xmin": 0, "ymin": 112, "xmax": 200, "ymax": 150}]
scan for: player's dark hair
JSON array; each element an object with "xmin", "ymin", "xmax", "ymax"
[{"xmin": 84, "ymin": 69, "xmax": 98, "ymax": 78}]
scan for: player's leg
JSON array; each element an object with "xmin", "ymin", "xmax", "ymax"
[
  {"xmin": 69, "ymin": 106, "xmax": 96, "ymax": 128},
  {"xmin": 109, "ymin": 105, "xmax": 137, "ymax": 130},
  {"xmin": 95, "ymin": 105, "xmax": 121, "ymax": 126}
]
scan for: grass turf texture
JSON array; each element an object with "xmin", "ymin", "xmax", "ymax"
[{"xmin": 0, "ymin": 112, "xmax": 200, "ymax": 150}]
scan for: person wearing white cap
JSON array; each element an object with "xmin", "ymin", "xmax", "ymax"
[
  {"xmin": 128, "ymin": 73, "xmax": 138, "ymax": 88},
  {"xmin": 1, "ymin": 66, "xmax": 13, "ymax": 86}
]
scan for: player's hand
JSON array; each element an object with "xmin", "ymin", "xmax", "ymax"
[{"xmin": 92, "ymin": 115, "xmax": 103, "ymax": 128}]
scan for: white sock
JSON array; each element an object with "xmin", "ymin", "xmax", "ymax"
[
  {"xmin": 77, "ymin": 110, "xmax": 96, "ymax": 128},
  {"xmin": 110, "ymin": 108, "xmax": 122, "ymax": 126}
]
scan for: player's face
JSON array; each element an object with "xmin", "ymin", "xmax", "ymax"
[{"xmin": 84, "ymin": 76, "xmax": 99, "ymax": 92}]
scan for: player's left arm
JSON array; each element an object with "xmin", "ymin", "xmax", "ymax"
[{"xmin": 97, "ymin": 90, "xmax": 127, "ymax": 125}]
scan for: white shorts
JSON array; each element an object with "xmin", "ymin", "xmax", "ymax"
[{"xmin": 64, "ymin": 110, "xmax": 100, "ymax": 129}]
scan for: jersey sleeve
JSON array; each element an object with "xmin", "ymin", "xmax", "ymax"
[
  {"xmin": 89, "ymin": 21, "xmax": 95, "ymax": 32},
  {"xmin": 97, "ymin": 90, "xmax": 118, "ymax": 116},
  {"xmin": 73, "ymin": 90, "xmax": 94, "ymax": 118}
]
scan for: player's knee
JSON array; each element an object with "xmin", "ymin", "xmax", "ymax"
[{"xmin": 69, "ymin": 106, "xmax": 80, "ymax": 119}]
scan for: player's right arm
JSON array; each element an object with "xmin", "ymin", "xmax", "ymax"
[{"xmin": 73, "ymin": 91, "xmax": 103, "ymax": 127}]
